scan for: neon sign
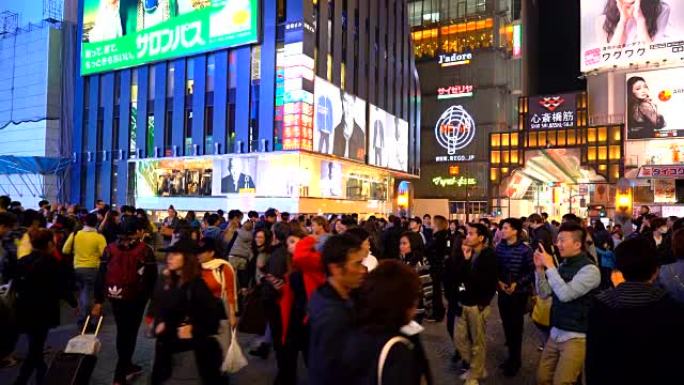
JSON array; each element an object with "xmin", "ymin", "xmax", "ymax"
[
  {"xmin": 437, "ymin": 85, "xmax": 474, "ymax": 99},
  {"xmin": 438, "ymin": 52, "xmax": 473, "ymax": 67},
  {"xmin": 432, "ymin": 176, "xmax": 477, "ymax": 188}
]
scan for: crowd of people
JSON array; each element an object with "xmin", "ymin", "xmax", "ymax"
[{"xmin": 0, "ymin": 196, "xmax": 684, "ymax": 385}]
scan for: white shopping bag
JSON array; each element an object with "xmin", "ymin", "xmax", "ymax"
[
  {"xmin": 221, "ymin": 328, "xmax": 247, "ymax": 373},
  {"xmin": 64, "ymin": 316, "xmax": 103, "ymax": 356}
]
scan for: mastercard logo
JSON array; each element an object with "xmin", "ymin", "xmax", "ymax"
[{"xmin": 659, "ymin": 89, "xmax": 673, "ymax": 102}]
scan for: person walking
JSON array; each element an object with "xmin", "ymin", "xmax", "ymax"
[
  {"xmin": 344, "ymin": 260, "xmax": 433, "ymax": 385},
  {"xmin": 399, "ymin": 231, "xmax": 431, "ymax": 323},
  {"xmin": 534, "ymin": 223, "xmax": 600, "ymax": 385},
  {"xmin": 426, "ymin": 215, "xmax": 449, "ymax": 321},
  {"xmin": 148, "ymin": 239, "xmax": 225, "ymax": 385},
  {"xmin": 586, "ymin": 237, "xmax": 684, "ymax": 385},
  {"xmin": 62, "ymin": 212, "xmax": 107, "ymax": 325},
  {"xmin": 13, "ymin": 229, "xmax": 77, "ymax": 385},
  {"xmin": 494, "ymin": 218, "xmax": 534, "ymax": 377},
  {"xmin": 92, "ymin": 219, "xmax": 158, "ymax": 385},
  {"xmin": 454, "ymin": 223, "xmax": 498, "ymax": 385},
  {"xmin": 308, "ymin": 234, "xmax": 367, "ymax": 385}
]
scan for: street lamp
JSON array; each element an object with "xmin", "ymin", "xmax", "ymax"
[{"xmin": 614, "ymin": 178, "xmax": 634, "ymax": 236}]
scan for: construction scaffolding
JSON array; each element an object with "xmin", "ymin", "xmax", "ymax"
[{"xmin": 43, "ymin": 0, "xmax": 64, "ymax": 22}]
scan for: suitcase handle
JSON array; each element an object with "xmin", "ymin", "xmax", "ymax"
[{"xmin": 81, "ymin": 315, "xmax": 104, "ymax": 337}]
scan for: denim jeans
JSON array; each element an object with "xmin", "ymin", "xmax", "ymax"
[{"xmin": 75, "ymin": 268, "xmax": 98, "ymax": 323}]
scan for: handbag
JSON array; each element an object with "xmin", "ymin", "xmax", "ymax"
[
  {"xmin": 377, "ymin": 336, "xmax": 412, "ymax": 385},
  {"xmin": 531, "ymin": 296, "xmax": 552, "ymax": 327},
  {"xmin": 237, "ymin": 287, "xmax": 267, "ymax": 335},
  {"xmin": 222, "ymin": 328, "xmax": 247, "ymax": 373}
]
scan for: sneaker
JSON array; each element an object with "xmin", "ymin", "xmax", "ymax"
[{"xmin": 125, "ymin": 364, "xmax": 143, "ymax": 382}]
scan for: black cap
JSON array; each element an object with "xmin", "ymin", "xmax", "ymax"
[
  {"xmin": 160, "ymin": 239, "xmax": 199, "ymax": 254},
  {"xmin": 197, "ymin": 237, "xmax": 220, "ymax": 254}
]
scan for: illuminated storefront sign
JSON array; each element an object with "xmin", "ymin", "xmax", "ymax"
[
  {"xmin": 513, "ymin": 24, "xmax": 522, "ymax": 59},
  {"xmin": 528, "ymin": 93, "xmax": 577, "ymax": 130},
  {"xmin": 432, "ymin": 176, "xmax": 477, "ymax": 188},
  {"xmin": 434, "ymin": 105, "xmax": 476, "ymax": 163},
  {"xmin": 438, "ymin": 52, "xmax": 473, "ymax": 67},
  {"xmin": 637, "ymin": 165, "xmax": 684, "ymax": 179},
  {"xmin": 437, "ymin": 85, "xmax": 474, "ymax": 99}
]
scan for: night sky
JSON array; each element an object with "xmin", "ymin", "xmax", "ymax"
[{"xmin": 537, "ymin": 0, "xmax": 586, "ymax": 94}]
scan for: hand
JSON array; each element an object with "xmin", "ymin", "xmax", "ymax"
[
  {"xmin": 229, "ymin": 314, "xmax": 238, "ymax": 329},
  {"xmin": 498, "ymin": 281, "xmax": 508, "ymax": 292},
  {"xmin": 534, "ymin": 244, "xmax": 555, "ymax": 270},
  {"xmin": 177, "ymin": 324, "xmax": 193, "ymax": 340},
  {"xmin": 617, "ymin": 0, "xmax": 631, "ymax": 20},
  {"xmin": 91, "ymin": 303, "xmax": 103, "ymax": 317},
  {"xmin": 633, "ymin": 0, "xmax": 644, "ymax": 22},
  {"xmin": 155, "ymin": 322, "xmax": 166, "ymax": 336},
  {"xmin": 462, "ymin": 245, "xmax": 473, "ymax": 261},
  {"xmin": 506, "ymin": 282, "xmax": 517, "ymax": 295}
]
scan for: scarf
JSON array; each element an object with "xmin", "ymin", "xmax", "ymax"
[{"xmin": 202, "ymin": 258, "xmax": 237, "ymax": 307}]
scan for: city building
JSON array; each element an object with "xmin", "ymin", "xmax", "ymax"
[
  {"xmin": 0, "ymin": 3, "xmax": 74, "ymax": 209},
  {"xmin": 71, "ymin": 0, "xmax": 420, "ymax": 217},
  {"xmin": 406, "ymin": 0, "xmax": 527, "ymax": 221}
]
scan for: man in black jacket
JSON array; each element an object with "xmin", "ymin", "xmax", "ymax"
[
  {"xmin": 454, "ymin": 223, "xmax": 498, "ymax": 385},
  {"xmin": 308, "ymin": 234, "xmax": 366, "ymax": 385},
  {"xmin": 381, "ymin": 215, "xmax": 403, "ymax": 260},
  {"xmin": 586, "ymin": 237, "xmax": 684, "ymax": 385}
]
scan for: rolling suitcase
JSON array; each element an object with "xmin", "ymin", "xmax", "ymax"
[{"xmin": 42, "ymin": 316, "xmax": 103, "ymax": 385}]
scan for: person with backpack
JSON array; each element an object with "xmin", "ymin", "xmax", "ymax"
[{"xmin": 92, "ymin": 219, "xmax": 158, "ymax": 385}]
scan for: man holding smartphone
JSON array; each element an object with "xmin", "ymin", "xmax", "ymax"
[{"xmin": 534, "ymin": 223, "xmax": 600, "ymax": 385}]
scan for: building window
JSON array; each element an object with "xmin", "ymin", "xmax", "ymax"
[
  {"xmin": 167, "ymin": 62, "xmax": 175, "ymax": 97},
  {"xmin": 186, "ymin": 58, "xmax": 195, "ymax": 95}
]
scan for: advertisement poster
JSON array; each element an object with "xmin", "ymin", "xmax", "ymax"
[
  {"xmin": 581, "ymin": 0, "xmax": 682, "ymax": 72},
  {"xmin": 368, "ymin": 105, "xmax": 409, "ymax": 172},
  {"xmin": 626, "ymin": 68, "xmax": 684, "ymax": 139},
  {"xmin": 528, "ymin": 93, "xmax": 577, "ymax": 130},
  {"xmin": 81, "ymin": 0, "xmax": 259, "ymax": 75},
  {"xmin": 319, "ymin": 160, "xmax": 343, "ymax": 198},
  {"xmin": 625, "ymin": 137, "xmax": 684, "ymax": 165},
  {"xmin": 136, "ymin": 158, "xmax": 213, "ymax": 198},
  {"xmin": 215, "ymin": 156, "xmax": 257, "ymax": 194},
  {"xmin": 654, "ymin": 179, "xmax": 676, "ymax": 203},
  {"xmin": 313, "ymin": 77, "xmax": 366, "ymax": 161}
]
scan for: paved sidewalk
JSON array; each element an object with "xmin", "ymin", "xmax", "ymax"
[{"xmin": 1, "ymin": 296, "xmax": 543, "ymax": 385}]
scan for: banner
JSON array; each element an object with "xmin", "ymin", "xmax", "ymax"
[
  {"xmin": 581, "ymin": 0, "xmax": 682, "ymax": 72},
  {"xmin": 625, "ymin": 68, "xmax": 684, "ymax": 139},
  {"xmin": 81, "ymin": 0, "xmax": 258, "ymax": 75},
  {"xmin": 368, "ymin": 105, "xmax": 409, "ymax": 172}
]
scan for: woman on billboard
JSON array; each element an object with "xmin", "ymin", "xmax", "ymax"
[
  {"xmin": 599, "ymin": 0, "xmax": 670, "ymax": 45},
  {"xmin": 627, "ymin": 76, "xmax": 666, "ymax": 139}
]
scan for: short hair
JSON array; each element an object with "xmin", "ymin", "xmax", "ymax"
[
  {"xmin": 265, "ymin": 208, "xmax": 277, "ymax": 218},
  {"xmin": 248, "ymin": 210, "xmax": 259, "ymax": 219},
  {"xmin": 562, "ymin": 213, "xmax": 580, "ymax": 224},
  {"xmin": 340, "ymin": 216, "xmax": 358, "ymax": 228},
  {"xmin": 345, "ymin": 227, "xmax": 370, "ymax": 242},
  {"xmin": 558, "ymin": 223, "xmax": 586, "ymax": 245},
  {"xmin": 272, "ymin": 222, "xmax": 291, "ymax": 243},
  {"xmin": 0, "ymin": 212, "xmax": 17, "ymax": 227},
  {"xmin": 467, "ymin": 223, "xmax": 491, "ymax": 245},
  {"xmin": 29, "ymin": 228, "xmax": 53, "ymax": 251},
  {"xmin": 21, "ymin": 209, "xmax": 45, "ymax": 228},
  {"xmin": 281, "ymin": 212, "xmax": 291, "ymax": 221},
  {"xmin": 615, "ymin": 237, "xmax": 658, "ymax": 282},
  {"xmin": 228, "ymin": 210, "xmax": 242, "ymax": 220},
  {"xmin": 650, "ymin": 217, "xmax": 667, "ymax": 230},
  {"xmin": 501, "ymin": 217, "xmax": 523, "ymax": 235},
  {"xmin": 355, "ymin": 260, "xmax": 421, "ymax": 332},
  {"xmin": 423, "ymin": 214, "xmax": 431, "ymax": 219},
  {"xmin": 528, "ymin": 213, "xmax": 543, "ymax": 224},
  {"xmin": 312, "ymin": 216, "xmax": 328, "ymax": 229},
  {"xmin": 207, "ymin": 213, "xmax": 220, "ymax": 226},
  {"xmin": 672, "ymin": 229, "xmax": 684, "ymax": 259},
  {"xmin": 479, "ymin": 218, "xmax": 491, "ymax": 226},
  {"xmin": 645, "ymin": 213, "xmax": 658, "ymax": 221},
  {"xmin": 641, "ymin": 205, "xmax": 650, "ymax": 213},
  {"xmin": 84, "ymin": 213, "xmax": 98, "ymax": 228},
  {"xmin": 433, "ymin": 215, "xmax": 448, "ymax": 231},
  {"xmin": 38, "ymin": 200, "xmax": 50, "ymax": 208},
  {"xmin": 0, "ymin": 196, "xmax": 10, "ymax": 209},
  {"xmin": 541, "ymin": 212, "xmax": 549, "ymax": 220},
  {"xmin": 321, "ymin": 234, "xmax": 362, "ymax": 276},
  {"xmin": 409, "ymin": 216, "xmax": 422, "ymax": 226}
]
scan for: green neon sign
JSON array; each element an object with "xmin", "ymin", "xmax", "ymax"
[
  {"xmin": 432, "ymin": 176, "xmax": 477, "ymax": 188},
  {"xmin": 81, "ymin": 0, "xmax": 258, "ymax": 76}
]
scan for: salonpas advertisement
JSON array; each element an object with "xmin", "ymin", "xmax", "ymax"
[{"xmin": 81, "ymin": 0, "xmax": 259, "ymax": 75}]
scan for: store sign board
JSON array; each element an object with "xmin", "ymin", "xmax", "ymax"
[
  {"xmin": 438, "ymin": 52, "xmax": 473, "ymax": 67},
  {"xmin": 433, "ymin": 105, "xmax": 476, "ymax": 163},
  {"xmin": 637, "ymin": 165, "xmax": 684, "ymax": 179},
  {"xmin": 437, "ymin": 85, "xmax": 474, "ymax": 99},
  {"xmin": 625, "ymin": 68, "xmax": 684, "ymax": 140},
  {"xmin": 528, "ymin": 93, "xmax": 577, "ymax": 130},
  {"xmin": 432, "ymin": 176, "xmax": 477, "ymax": 188}
]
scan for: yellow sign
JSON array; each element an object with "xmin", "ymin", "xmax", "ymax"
[{"xmin": 432, "ymin": 176, "xmax": 477, "ymax": 188}]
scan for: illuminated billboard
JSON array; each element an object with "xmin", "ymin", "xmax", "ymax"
[
  {"xmin": 81, "ymin": 0, "xmax": 259, "ymax": 75},
  {"xmin": 626, "ymin": 68, "xmax": 684, "ymax": 139},
  {"xmin": 368, "ymin": 105, "xmax": 409, "ymax": 172},
  {"xmin": 581, "ymin": 0, "xmax": 681, "ymax": 72}
]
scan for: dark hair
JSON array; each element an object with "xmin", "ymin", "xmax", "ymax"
[
  {"xmin": 0, "ymin": 196, "xmax": 10, "ymax": 210},
  {"xmin": 345, "ymin": 227, "xmax": 370, "ymax": 242},
  {"xmin": 38, "ymin": 200, "xmax": 50, "ymax": 208},
  {"xmin": 248, "ymin": 210, "xmax": 259, "ymax": 219},
  {"xmin": 604, "ymin": 0, "xmax": 662, "ymax": 42},
  {"xmin": 422, "ymin": 214, "xmax": 431, "ymax": 219},
  {"xmin": 467, "ymin": 223, "xmax": 491, "ymax": 246},
  {"xmin": 541, "ymin": 212, "xmax": 549, "ymax": 220},
  {"xmin": 671, "ymin": 228, "xmax": 684, "ymax": 260},
  {"xmin": 169, "ymin": 252, "xmax": 201, "ymax": 286},
  {"xmin": 528, "ymin": 213, "xmax": 543, "ymax": 224},
  {"xmin": 355, "ymin": 260, "xmax": 421, "ymax": 333},
  {"xmin": 265, "ymin": 208, "xmax": 277, "ymax": 218},
  {"xmin": 479, "ymin": 218, "xmax": 491, "ymax": 226},
  {"xmin": 650, "ymin": 217, "xmax": 667, "ymax": 230},
  {"xmin": 340, "ymin": 216, "xmax": 358, "ymax": 229},
  {"xmin": 593, "ymin": 220, "xmax": 606, "ymax": 232},
  {"xmin": 287, "ymin": 227, "xmax": 308, "ymax": 241},
  {"xmin": 228, "ymin": 210, "xmax": 242, "ymax": 221},
  {"xmin": 562, "ymin": 213, "xmax": 580, "ymax": 224},
  {"xmin": 85, "ymin": 213, "xmax": 98, "ymax": 228},
  {"xmin": 0, "ymin": 212, "xmax": 17, "ymax": 228},
  {"xmin": 281, "ymin": 212, "xmax": 291, "ymax": 222},
  {"xmin": 207, "ymin": 213, "xmax": 220, "ymax": 226},
  {"xmin": 409, "ymin": 216, "xmax": 422, "ymax": 226},
  {"xmin": 501, "ymin": 217, "xmax": 523, "ymax": 235},
  {"xmin": 21, "ymin": 209, "xmax": 46, "ymax": 229},
  {"xmin": 29, "ymin": 228, "xmax": 53, "ymax": 252},
  {"xmin": 273, "ymin": 222, "xmax": 291, "ymax": 243},
  {"xmin": 615, "ymin": 237, "xmax": 658, "ymax": 282},
  {"xmin": 400, "ymin": 231, "xmax": 425, "ymax": 262},
  {"xmin": 672, "ymin": 218, "xmax": 684, "ymax": 233},
  {"xmin": 252, "ymin": 227, "xmax": 273, "ymax": 255},
  {"xmin": 312, "ymin": 216, "xmax": 328, "ymax": 229},
  {"xmin": 322, "ymin": 234, "xmax": 362, "ymax": 276},
  {"xmin": 558, "ymin": 223, "xmax": 587, "ymax": 246},
  {"xmin": 186, "ymin": 210, "xmax": 196, "ymax": 221}
]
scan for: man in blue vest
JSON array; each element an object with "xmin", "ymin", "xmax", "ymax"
[{"xmin": 534, "ymin": 222, "xmax": 600, "ymax": 385}]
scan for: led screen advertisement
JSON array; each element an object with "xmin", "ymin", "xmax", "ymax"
[
  {"xmin": 81, "ymin": 0, "xmax": 259, "ymax": 75},
  {"xmin": 368, "ymin": 105, "xmax": 409, "ymax": 172},
  {"xmin": 313, "ymin": 77, "xmax": 366, "ymax": 162},
  {"xmin": 625, "ymin": 68, "xmax": 684, "ymax": 139},
  {"xmin": 581, "ymin": 0, "xmax": 682, "ymax": 72}
]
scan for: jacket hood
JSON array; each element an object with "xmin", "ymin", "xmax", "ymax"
[{"xmin": 293, "ymin": 236, "xmax": 323, "ymax": 273}]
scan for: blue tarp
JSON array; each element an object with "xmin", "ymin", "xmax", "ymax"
[{"xmin": 0, "ymin": 156, "xmax": 70, "ymax": 175}]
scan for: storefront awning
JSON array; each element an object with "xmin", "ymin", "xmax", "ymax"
[{"xmin": 0, "ymin": 156, "xmax": 71, "ymax": 175}]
